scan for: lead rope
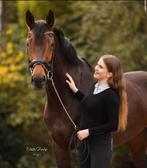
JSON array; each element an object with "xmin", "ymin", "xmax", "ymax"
[
  {"xmin": 47, "ymin": 71, "xmax": 77, "ymax": 130},
  {"xmin": 47, "ymin": 71, "xmax": 90, "ymax": 165},
  {"xmin": 47, "ymin": 71, "xmax": 79, "ymax": 159}
]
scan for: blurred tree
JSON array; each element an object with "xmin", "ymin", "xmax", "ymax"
[
  {"xmin": 0, "ymin": 24, "xmax": 54, "ymax": 167},
  {"xmin": 17, "ymin": 1, "xmax": 72, "ymax": 37},
  {"xmin": 1, "ymin": 1, "xmax": 17, "ymax": 31},
  {"xmin": 67, "ymin": 1, "xmax": 147, "ymax": 71}
]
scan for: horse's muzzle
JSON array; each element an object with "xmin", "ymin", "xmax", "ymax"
[{"xmin": 31, "ymin": 76, "xmax": 47, "ymax": 89}]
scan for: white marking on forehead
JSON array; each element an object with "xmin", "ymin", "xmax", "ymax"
[{"xmin": 44, "ymin": 31, "xmax": 54, "ymax": 35}]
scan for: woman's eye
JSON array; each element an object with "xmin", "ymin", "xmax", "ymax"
[{"xmin": 98, "ymin": 65, "xmax": 103, "ymax": 69}]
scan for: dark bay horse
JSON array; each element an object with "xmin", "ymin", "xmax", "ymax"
[{"xmin": 25, "ymin": 10, "xmax": 147, "ymax": 168}]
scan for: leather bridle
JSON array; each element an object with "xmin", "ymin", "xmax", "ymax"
[{"xmin": 28, "ymin": 31, "xmax": 55, "ymax": 80}]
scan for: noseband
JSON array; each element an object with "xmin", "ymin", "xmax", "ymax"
[{"xmin": 29, "ymin": 59, "xmax": 53, "ymax": 79}]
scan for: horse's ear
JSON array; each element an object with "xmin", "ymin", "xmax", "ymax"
[
  {"xmin": 46, "ymin": 10, "xmax": 54, "ymax": 28},
  {"xmin": 26, "ymin": 10, "xmax": 35, "ymax": 29}
]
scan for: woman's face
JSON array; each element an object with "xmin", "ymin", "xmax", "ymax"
[{"xmin": 93, "ymin": 58, "xmax": 112, "ymax": 81}]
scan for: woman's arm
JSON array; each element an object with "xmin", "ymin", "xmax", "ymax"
[{"xmin": 65, "ymin": 73, "xmax": 85, "ymax": 101}]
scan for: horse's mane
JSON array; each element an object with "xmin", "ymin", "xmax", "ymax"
[{"xmin": 53, "ymin": 27, "xmax": 79, "ymax": 65}]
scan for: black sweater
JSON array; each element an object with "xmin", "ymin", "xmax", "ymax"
[{"xmin": 75, "ymin": 83, "xmax": 119, "ymax": 136}]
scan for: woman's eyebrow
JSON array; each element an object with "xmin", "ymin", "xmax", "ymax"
[{"xmin": 98, "ymin": 64, "xmax": 104, "ymax": 68}]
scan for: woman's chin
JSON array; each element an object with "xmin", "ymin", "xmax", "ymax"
[{"xmin": 93, "ymin": 74, "xmax": 99, "ymax": 80}]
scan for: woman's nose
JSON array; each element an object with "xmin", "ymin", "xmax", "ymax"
[{"xmin": 95, "ymin": 65, "xmax": 99, "ymax": 71}]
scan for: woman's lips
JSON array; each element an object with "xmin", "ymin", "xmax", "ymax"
[{"xmin": 94, "ymin": 71, "xmax": 99, "ymax": 75}]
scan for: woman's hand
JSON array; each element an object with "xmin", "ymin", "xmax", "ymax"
[
  {"xmin": 65, "ymin": 73, "xmax": 78, "ymax": 93},
  {"xmin": 77, "ymin": 129, "xmax": 89, "ymax": 141}
]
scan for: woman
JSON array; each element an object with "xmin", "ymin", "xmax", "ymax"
[{"xmin": 65, "ymin": 55, "xmax": 128, "ymax": 168}]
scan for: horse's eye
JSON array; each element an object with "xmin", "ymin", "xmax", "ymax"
[
  {"xmin": 45, "ymin": 32, "xmax": 54, "ymax": 38},
  {"xmin": 48, "ymin": 33, "xmax": 54, "ymax": 38},
  {"xmin": 28, "ymin": 32, "xmax": 32, "ymax": 38}
]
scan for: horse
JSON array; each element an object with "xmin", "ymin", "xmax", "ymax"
[{"xmin": 25, "ymin": 10, "xmax": 147, "ymax": 168}]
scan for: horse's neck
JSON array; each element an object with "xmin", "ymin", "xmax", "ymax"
[
  {"xmin": 45, "ymin": 52, "xmax": 69, "ymax": 105},
  {"xmin": 45, "ymin": 40, "xmax": 94, "ymax": 108}
]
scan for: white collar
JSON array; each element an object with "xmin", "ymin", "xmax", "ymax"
[
  {"xmin": 93, "ymin": 82, "xmax": 110, "ymax": 95},
  {"xmin": 95, "ymin": 82, "xmax": 109, "ymax": 88}
]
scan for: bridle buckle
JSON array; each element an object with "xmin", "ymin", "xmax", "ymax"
[{"xmin": 47, "ymin": 71, "xmax": 53, "ymax": 80}]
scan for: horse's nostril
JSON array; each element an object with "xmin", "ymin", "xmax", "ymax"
[{"xmin": 32, "ymin": 76, "xmax": 46, "ymax": 83}]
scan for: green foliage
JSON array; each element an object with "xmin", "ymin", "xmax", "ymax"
[
  {"xmin": 67, "ymin": 1, "xmax": 147, "ymax": 71},
  {"xmin": 17, "ymin": 1, "xmax": 72, "ymax": 37},
  {"xmin": 0, "ymin": 24, "xmax": 53, "ymax": 167}
]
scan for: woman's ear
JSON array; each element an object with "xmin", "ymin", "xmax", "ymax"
[{"xmin": 107, "ymin": 72, "xmax": 113, "ymax": 78}]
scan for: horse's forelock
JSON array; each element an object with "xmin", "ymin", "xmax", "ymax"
[{"xmin": 33, "ymin": 21, "xmax": 49, "ymax": 44}]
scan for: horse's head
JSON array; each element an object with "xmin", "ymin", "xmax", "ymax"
[{"xmin": 26, "ymin": 10, "xmax": 55, "ymax": 89}]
